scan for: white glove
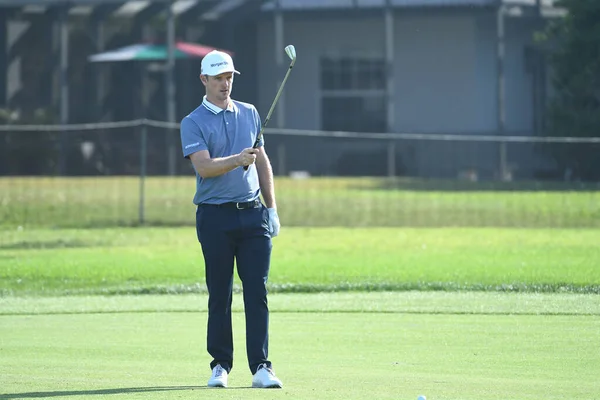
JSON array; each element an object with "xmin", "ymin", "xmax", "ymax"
[{"xmin": 267, "ymin": 208, "xmax": 280, "ymax": 238}]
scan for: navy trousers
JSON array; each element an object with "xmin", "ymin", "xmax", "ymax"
[{"xmin": 196, "ymin": 202, "xmax": 272, "ymax": 375}]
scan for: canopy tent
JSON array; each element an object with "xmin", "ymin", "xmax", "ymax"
[{"xmin": 88, "ymin": 41, "xmax": 231, "ymax": 62}]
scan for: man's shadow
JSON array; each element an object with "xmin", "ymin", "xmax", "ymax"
[{"xmin": 0, "ymin": 386, "xmax": 253, "ymax": 399}]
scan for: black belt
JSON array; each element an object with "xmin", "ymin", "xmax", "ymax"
[{"xmin": 202, "ymin": 200, "xmax": 261, "ymax": 209}]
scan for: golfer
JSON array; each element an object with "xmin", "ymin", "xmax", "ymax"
[{"xmin": 179, "ymin": 50, "xmax": 282, "ymax": 389}]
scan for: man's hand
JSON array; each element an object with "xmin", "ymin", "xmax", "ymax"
[
  {"xmin": 237, "ymin": 147, "xmax": 260, "ymax": 167},
  {"xmin": 267, "ymin": 208, "xmax": 280, "ymax": 237}
]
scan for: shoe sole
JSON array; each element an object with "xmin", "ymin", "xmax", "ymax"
[{"xmin": 252, "ymin": 383, "xmax": 282, "ymax": 389}]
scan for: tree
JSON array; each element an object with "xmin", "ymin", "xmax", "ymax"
[
  {"xmin": 539, "ymin": 0, "xmax": 600, "ymax": 181},
  {"xmin": 0, "ymin": 107, "xmax": 59, "ymax": 175}
]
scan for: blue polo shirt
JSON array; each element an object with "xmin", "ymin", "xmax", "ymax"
[{"xmin": 180, "ymin": 96, "xmax": 264, "ymax": 205}]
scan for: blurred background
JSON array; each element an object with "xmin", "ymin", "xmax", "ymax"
[{"xmin": 0, "ymin": 0, "xmax": 598, "ymax": 228}]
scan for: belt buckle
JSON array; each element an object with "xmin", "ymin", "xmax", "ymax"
[{"xmin": 236, "ymin": 202, "xmax": 244, "ymax": 210}]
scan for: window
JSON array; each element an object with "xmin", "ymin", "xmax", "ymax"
[{"xmin": 320, "ymin": 56, "xmax": 387, "ymax": 132}]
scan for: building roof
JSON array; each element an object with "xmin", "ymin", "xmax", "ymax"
[
  {"xmin": 0, "ymin": 0, "xmax": 269, "ymax": 21},
  {"xmin": 261, "ymin": 0, "xmax": 494, "ymax": 9},
  {"xmin": 260, "ymin": 0, "xmax": 559, "ymax": 10},
  {"xmin": 0, "ymin": 0, "xmax": 559, "ymax": 7},
  {"xmin": 0, "ymin": 0, "xmax": 564, "ymax": 19}
]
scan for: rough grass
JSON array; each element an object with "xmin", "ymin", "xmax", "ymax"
[{"xmin": 1, "ymin": 177, "xmax": 599, "ymax": 228}]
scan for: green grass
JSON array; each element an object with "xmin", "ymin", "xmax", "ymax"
[
  {"xmin": 1, "ymin": 293, "xmax": 599, "ymax": 399},
  {"xmin": 1, "ymin": 227, "xmax": 599, "ymax": 296},
  {"xmin": 2, "ymin": 176, "xmax": 598, "ymax": 399},
  {"xmin": 1, "ymin": 177, "xmax": 599, "ymax": 228}
]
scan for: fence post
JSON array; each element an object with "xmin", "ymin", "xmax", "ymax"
[
  {"xmin": 499, "ymin": 140, "xmax": 508, "ymax": 181},
  {"xmin": 277, "ymin": 142, "xmax": 286, "ymax": 176},
  {"xmin": 387, "ymin": 140, "xmax": 396, "ymax": 177},
  {"xmin": 58, "ymin": 7, "xmax": 69, "ymax": 175},
  {"xmin": 496, "ymin": 5, "xmax": 507, "ymax": 182},
  {"xmin": 166, "ymin": 1, "xmax": 177, "ymax": 176},
  {"xmin": 139, "ymin": 120, "xmax": 147, "ymax": 225}
]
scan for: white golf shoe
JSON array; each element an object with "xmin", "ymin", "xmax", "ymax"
[
  {"xmin": 207, "ymin": 364, "xmax": 228, "ymax": 388},
  {"xmin": 252, "ymin": 363, "xmax": 283, "ymax": 388}
]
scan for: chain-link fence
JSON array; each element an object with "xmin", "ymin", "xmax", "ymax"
[{"xmin": 1, "ymin": 120, "xmax": 599, "ymax": 229}]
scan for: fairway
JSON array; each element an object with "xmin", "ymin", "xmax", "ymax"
[{"xmin": 1, "ymin": 293, "xmax": 599, "ymax": 400}]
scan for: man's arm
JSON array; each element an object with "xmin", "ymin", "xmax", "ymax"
[
  {"xmin": 255, "ymin": 146, "xmax": 276, "ymax": 208},
  {"xmin": 181, "ymin": 116, "xmax": 258, "ymax": 178},
  {"xmin": 190, "ymin": 148, "xmax": 259, "ymax": 179}
]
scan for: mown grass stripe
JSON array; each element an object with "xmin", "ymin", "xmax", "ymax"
[
  {"xmin": 3, "ymin": 282, "xmax": 598, "ymax": 297},
  {"xmin": 2, "ymin": 292, "xmax": 599, "ymax": 317},
  {"xmin": 3, "ymin": 310, "xmax": 600, "ymax": 317}
]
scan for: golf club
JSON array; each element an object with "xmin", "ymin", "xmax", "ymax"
[{"xmin": 243, "ymin": 44, "xmax": 296, "ymax": 170}]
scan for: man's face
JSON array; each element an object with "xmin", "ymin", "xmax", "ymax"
[{"xmin": 202, "ymin": 72, "xmax": 234, "ymax": 103}]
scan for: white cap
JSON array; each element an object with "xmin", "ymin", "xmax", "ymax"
[{"xmin": 201, "ymin": 50, "xmax": 240, "ymax": 76}]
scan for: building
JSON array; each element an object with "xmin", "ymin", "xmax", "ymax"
[{"xmin": 255, "ymin": 0, "xmax": 563, "ymax": 179}]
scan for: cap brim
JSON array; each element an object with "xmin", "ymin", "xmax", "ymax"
[{"xmin": 204, "ymin": 68, "xmax": 241, "ymax": 76}]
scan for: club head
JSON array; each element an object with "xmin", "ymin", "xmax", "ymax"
[{"xmin": 285, "ymin": 45, "xmax": 296, "ymax": 61}]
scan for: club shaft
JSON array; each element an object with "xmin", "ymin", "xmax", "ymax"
[{"xmin": 253, "ymin": 62, "xmax": 295, "ymax": 148}]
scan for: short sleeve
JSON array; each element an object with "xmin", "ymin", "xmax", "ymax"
[
  {"xmin": 180, "ymin": 117, "xmax": 208, "ymax": 158},
  {"xmin": 252, "ymin": 106, "xmax": 265, "ymax": 148}
]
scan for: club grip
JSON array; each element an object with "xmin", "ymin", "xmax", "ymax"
[{"xmin": 242, "ymin": 138, "xmax": 261, "ymax": 171}]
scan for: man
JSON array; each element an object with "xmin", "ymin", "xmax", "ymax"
[{"xmin": 179, "ymin": 50, "xmax": 283, "ymax": 389}]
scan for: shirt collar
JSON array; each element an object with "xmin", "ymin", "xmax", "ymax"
[{"xmin": 202, "ymin": 96, "xmax": 236, "ymax": 114}]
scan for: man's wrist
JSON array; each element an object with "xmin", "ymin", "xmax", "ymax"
[{"xmin": 233, "ymin": 154, "xmax": 242, "ymax": 167}]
